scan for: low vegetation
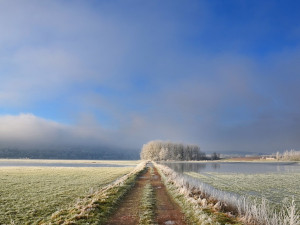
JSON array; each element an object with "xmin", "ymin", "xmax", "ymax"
[
  {"xmin": 155, "ymin": 163, "xmax": 299, "ymax": 225},
  {"xmin": 139, "ymin": 181, "xmax": 156, "ymax": 225},
  {"xmin": 0, "ymin": 163, "xmax": 142, "ymax": 224},
  {"xmin": 139, "ymin": 166, "xmax": 156, "ymax": 225}
]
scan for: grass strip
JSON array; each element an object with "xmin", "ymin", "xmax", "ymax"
[
  {"xmin": 139, "ymin": 182, "xmax": 156, "ymax": 225},
  {"xmin": 41, "ymin": 161, "xmax": 147, "ymax": 225},
  {"xmin": 139, "ymin": 167, "xmax": 156, "ymax": 225}
]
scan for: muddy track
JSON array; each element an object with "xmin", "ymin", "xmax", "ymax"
[
  {"xmin": 106, "ymin": 164, "xmax": 186, "ymax": 225},
  {"xmin": 152, "ymin": 166, "xmax": 186, "ymax": 225}
]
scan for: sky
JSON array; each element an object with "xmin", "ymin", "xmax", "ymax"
[{"xmin": 0, "ymin": 0, "xmax": 300, "ymax": 154}]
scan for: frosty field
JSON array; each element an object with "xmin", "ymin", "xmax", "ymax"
[
  {"xmin": 185, "ymin": 171, "xmax": 300, "ymax": 210},
  {"xmin": 160, "ymin": 161, "xmax": 300, "ymax": 223},
  {"xmin": 0, "ymin": 165, "xmax": 135, "ymax": 224}
]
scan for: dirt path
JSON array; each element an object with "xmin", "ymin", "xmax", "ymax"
[
  {"xmin": 106, "ymin": 168, "xmax": 150, "ymax": 225},
  {"xmin": 106, "ymin": 164, "xmax": 186, "ymax": 225},
  {"xmin": 152, "ymin": 167, "xmax": 186, "ymax": 225}
]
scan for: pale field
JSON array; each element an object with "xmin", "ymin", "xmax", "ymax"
[
  {"xmin": 0, "ymin": 166, "xmax": 135, "ymax": 224},
  {"xmin": 185, "ymin": 171, "xmax": 300, "ymax": 210}
]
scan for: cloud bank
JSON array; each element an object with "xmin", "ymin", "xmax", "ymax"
[{"xmin": 0, "ymin": 1, "xmax": 300, "ymax": 154}]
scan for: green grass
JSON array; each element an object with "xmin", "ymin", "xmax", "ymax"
[
  {"xmin": 0, "ymin": 166, "xmax": 135, "ymax": 224},
  {"xmin": 185, "ymin": 171, "xmax": 300, "ymax": 210},
  {"xmin": 139, "ymin": 182, "xmax": 156, "ymax": 225},
  {"xmin": 139, "ymin": 167, "xmax": 156, "ymax": 225}
]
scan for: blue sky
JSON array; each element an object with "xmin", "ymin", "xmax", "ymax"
[{"xmin": 0, "ymin": 0, "xmax": 300, "ymax": 153}]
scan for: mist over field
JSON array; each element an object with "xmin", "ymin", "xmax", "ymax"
[{"xmin": 0, "ymin": 1, "xmax": 300, "ymax": 158}]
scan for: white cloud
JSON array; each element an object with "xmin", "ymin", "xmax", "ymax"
[{"xmin": 0, "ymin": 114, "xmax": 67, "ymax": 147}]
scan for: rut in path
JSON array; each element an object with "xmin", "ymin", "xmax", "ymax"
[
  {"xmin": 152, "ymin": 166, "xmax": 186, "ymax": 225},
  {"xmin": 106, "ymin": 164, "xmax": 186, "ymax": 225}
]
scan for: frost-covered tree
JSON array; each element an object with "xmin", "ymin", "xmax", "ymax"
[
  {"xmin": 159, "ymin": 147, "xmax": 169, "ymax": 161},
  {"xmin": 269, "ymin": 149, "xmax": 300, "ymax": 161},
  {"xmin": 281, "ymin": 149, "xmax": 300, "ymax": 161},
  {"xmin": 140, "ymin": 140, "xmax": 204, "ymax": 161},
  {"xmin": 211, "ymin": 152, "xmax": 220, "ymax": 160}
]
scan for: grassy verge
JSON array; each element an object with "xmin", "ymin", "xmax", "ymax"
[
  {"xmin": 139, "ymin": 181, "xmax": 156, "ymax": 225},
  {"xmin": 154, "ymin": 162, "xmax": 242, "ymax": 225},
  {"xmin": 41, "ymin": 161, "xmax": 147, "ymax": 224}
]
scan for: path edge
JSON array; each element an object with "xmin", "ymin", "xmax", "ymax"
[{"xmin": 41, "ymin": 161, "xmax": 147, "ymax": 225}]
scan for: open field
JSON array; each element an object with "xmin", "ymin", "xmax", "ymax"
[
  {"xmin": 0, "ymin": 165, "xmax": 135, "ymax": 224},
  {"xmin": 185, "ymin": 171, "xmax": 300, "ymax": 209}
]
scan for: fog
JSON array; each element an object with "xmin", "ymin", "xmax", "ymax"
[{"xmin": 0, "ymin": 1, "xmax": 300, "ymax": 156}]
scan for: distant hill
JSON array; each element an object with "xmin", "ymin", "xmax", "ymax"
[
  {"xmin": 0, "ymin": 146, "xmax": 140, "ymax": 160},
  {"xmin": 214, "ymin": 151, "xmax": 265, "ymax": 158}
]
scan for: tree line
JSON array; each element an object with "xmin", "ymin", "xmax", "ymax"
[
  {"xmin": 275, "ymin": 149, "xmax": 300, "ymax": 161},
  {"xmin": 0, "ymin": 147, "xmax": 139, "ymax": 160},
  {"xmin": 140, "ymin": 140, "xmax": 212, "ymax": 161}
]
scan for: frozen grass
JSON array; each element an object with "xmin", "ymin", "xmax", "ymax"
[
  {"xmin": 139, "ymin": 181, "xmax": 156, "ymax": 225},
  {"xmin": 155, "ymin": 163, "xmax": 300, "ymax": 225},
  {"xmin": 185, "ymin": 171, "xmax": 300, "ymax": 209},
  {"xmin": 0, "ymin": 165, "xmax": 135, "ymax": 224},
  {"xmin": 43, "ymin": 161, "xmax": 147, "ymax": 224},
  {"xmin": 154, "ymin": 162, "xmax": 241, "ymax": 225}
]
